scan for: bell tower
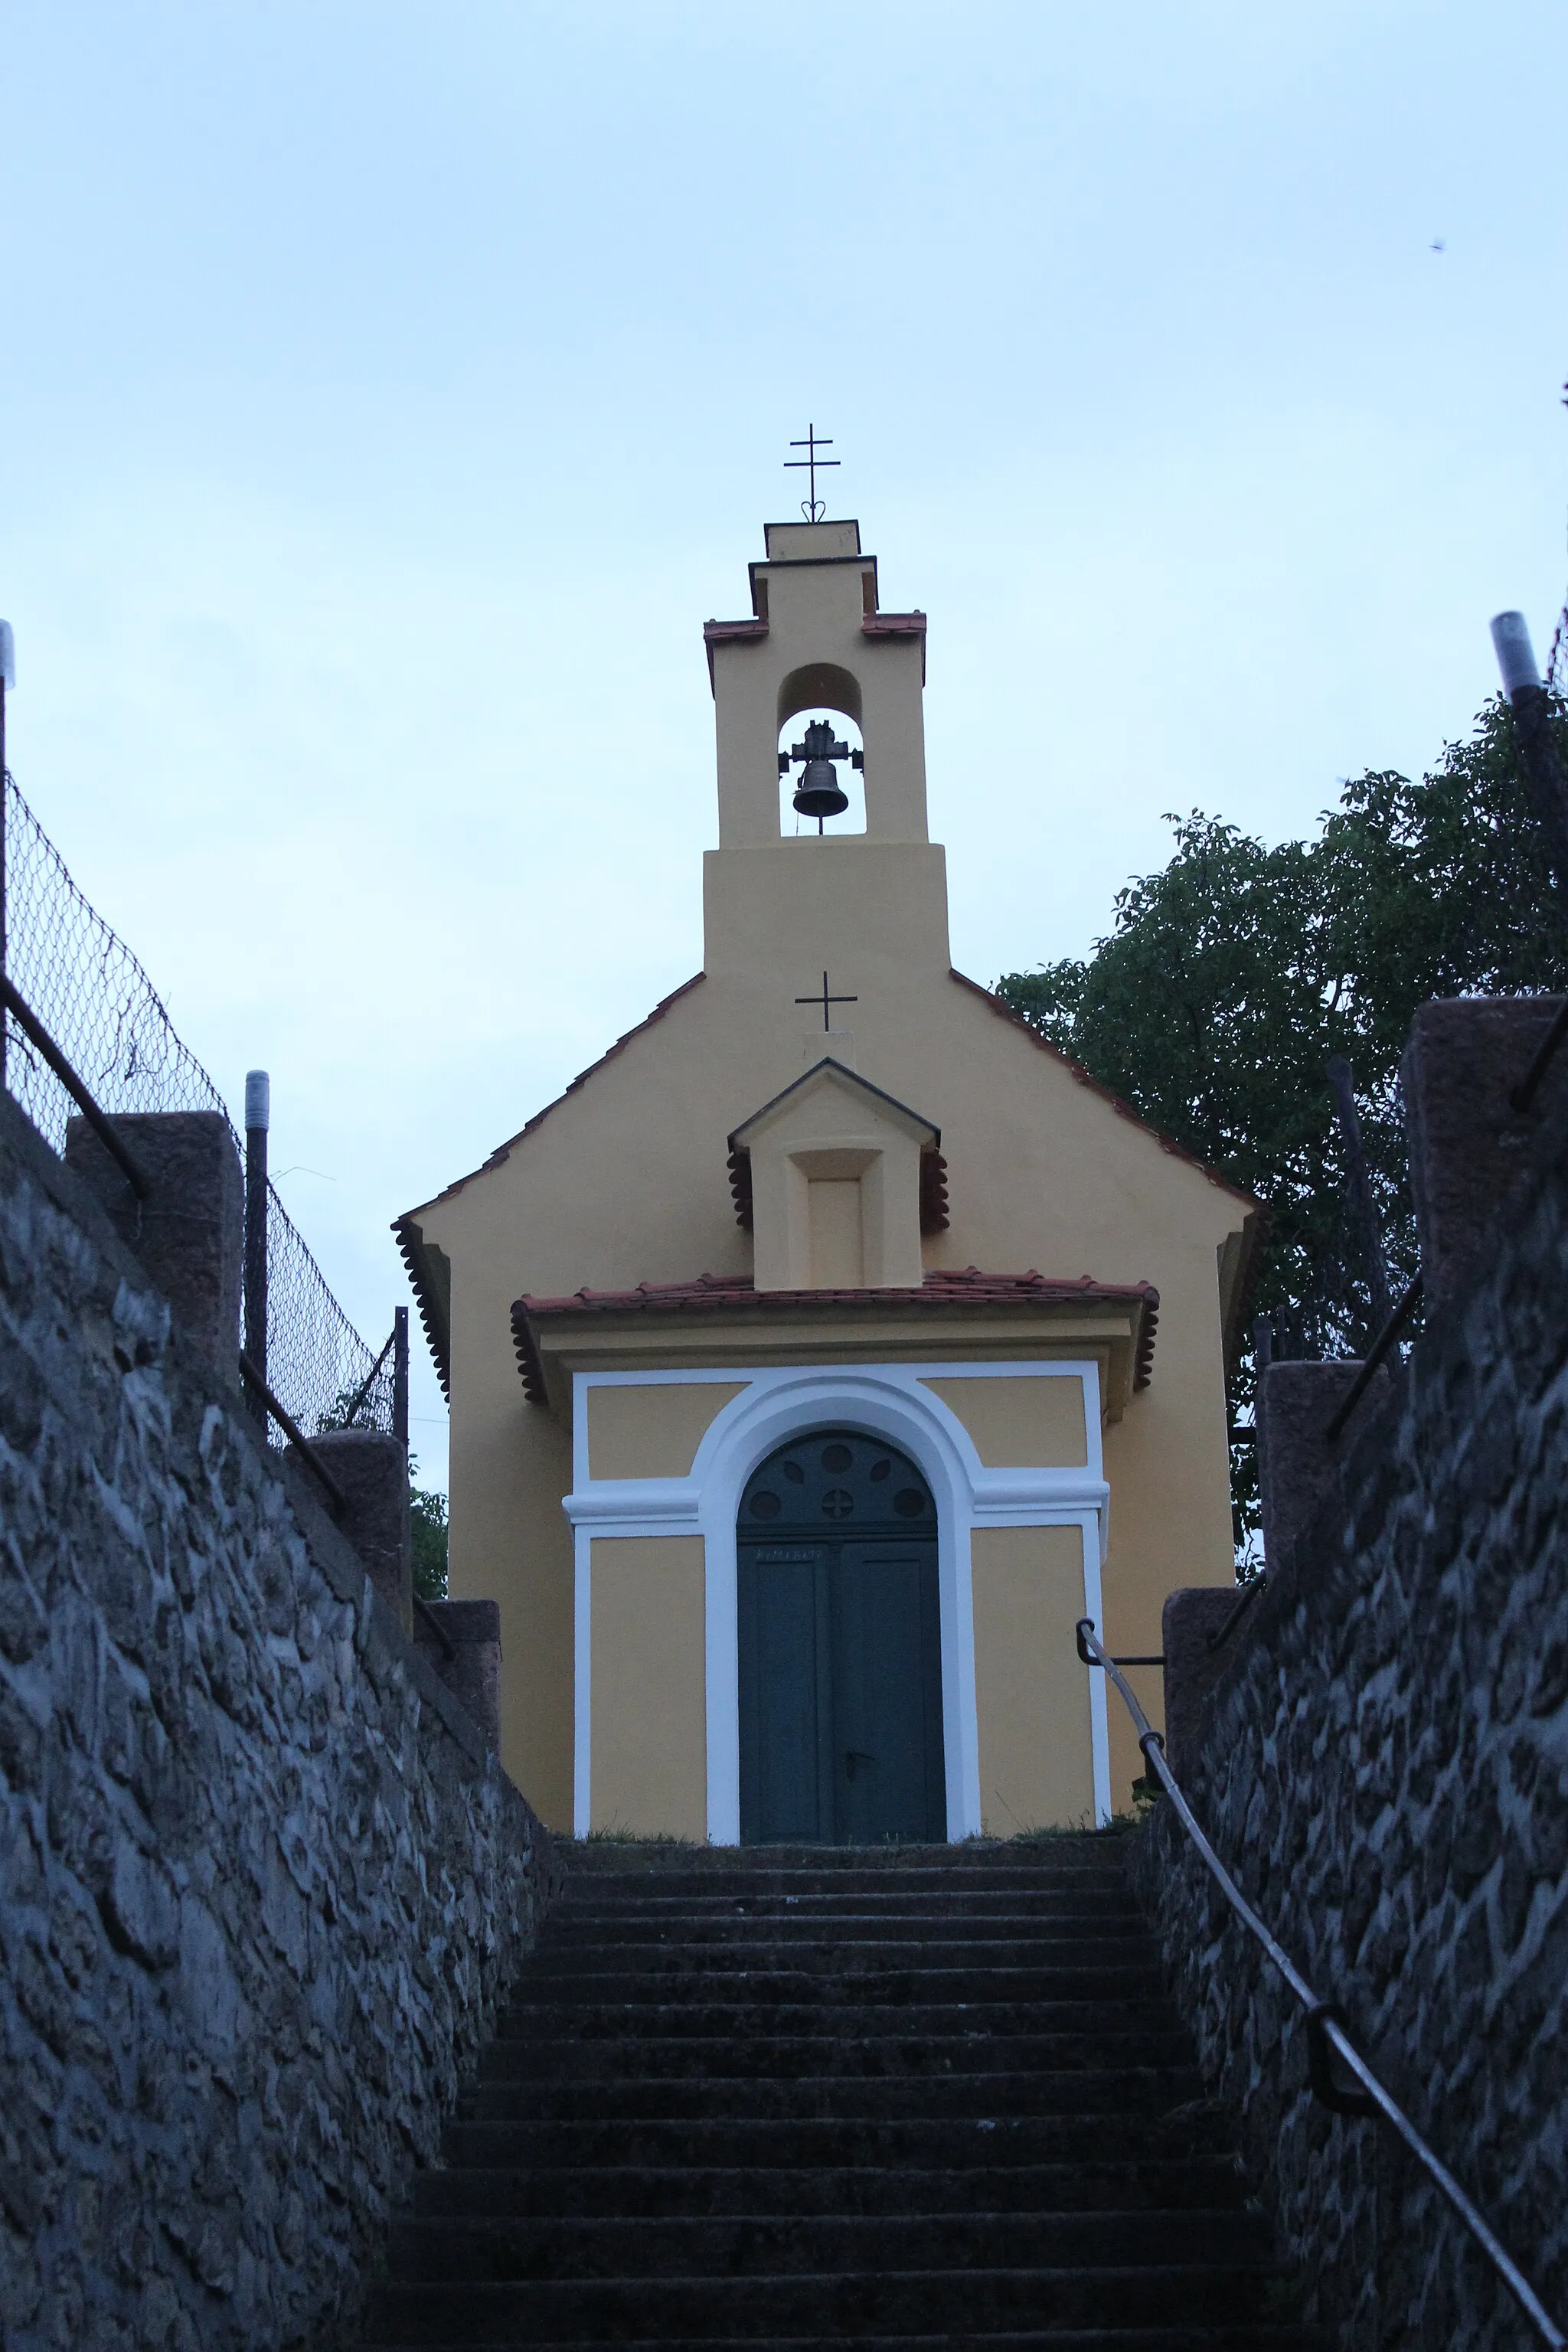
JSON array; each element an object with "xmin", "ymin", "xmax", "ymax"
[
  {"xmin": 704, "ymin": 519, "xmax": 930, "ymax": 846},
  {"xmin": 701, "ymin": 518, "xmax": 952, "ymax": 988}
]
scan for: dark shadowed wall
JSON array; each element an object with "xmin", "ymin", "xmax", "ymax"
[
  {"xmin": 0, "ymin": 1093, "xmax": 558, "ymax": 2351},
  {"xmin": 1134, "ymin": 1077, "xmax": 1568, "ymax": 2348}
]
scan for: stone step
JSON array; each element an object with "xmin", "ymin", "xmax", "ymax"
[
  {"xmin": 558, "ymin": 1873, "xmax": 1133, "ymax": 1907},
  {"xmin": 438, "ymin": 2107, "xmax": 1239, "ymax": 2174},
  {"xmin": 356, "ymin": 1839, "xmax": 1304, "ymax": 2349},
  {"xmin": 533, "ymin": 1926, "xmax": 1155, "ymax": 1962},
  {"xmin": 571, "ymin": 1863, "xmax": 1132, "ymax": 1900},
  {"xmin": 407, "ymin": 2157, "xmax": 1250, "ymax": 2220},
  {"xmin": 358, "ymin": 2260, "xmax": 1289, "ymax": 2339},
  {"xmin": 385, "ymin": 2207, "xmax": 1267, "ymax": 2284},
  {"xmin": 358, "ymin": 2334, "xmax": 1321, "ymax": 2352},
  {"xmin": 554, "ymin": 1900, "xmax": 1142, "ymax": 1938},
  {"xmin": 476, "ymin": 2030, "xmax": 1192, "ymax": 2083},
  {"xmin": 559, "ymin": 1840, "xmax": 1117, "ymax": 1874},
  {"xmin": 456, "ymin": 2066, "xmax": 1206, "ymax": 2125},
  {"xmin": 502, "ymin": 1974, "xmax": 1165, "ymax": 2017}
]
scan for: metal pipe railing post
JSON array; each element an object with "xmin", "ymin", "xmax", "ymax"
[
  {"xmin": 1326, "ymin": 1054, "xmax": 1394, "ymax": 1335},
  {"xmin": 1491, "ymin": 612, "xmax": 1568, "ymax": 904},
  {"xmin": 243, "ymin": 1069, "xmax": 270, "ymax": 1423},
  {"xmin": 393, "ymin": 1305, "xmax": 410, "ymax": 1449}
]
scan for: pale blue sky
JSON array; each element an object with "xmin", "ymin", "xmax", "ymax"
[{"xmin": 3, "ymin": 2, "xmax": 1564, "ymax": 1481}]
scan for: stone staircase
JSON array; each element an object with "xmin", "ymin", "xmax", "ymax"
[{"xmin": 354, "ymin": 1838, "xmax": 1315, "ymax": 2349}]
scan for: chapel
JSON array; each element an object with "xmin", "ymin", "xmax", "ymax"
[{"xmin": 397, "ymin": 514, "xmax": 1260, "ymax": 1840}]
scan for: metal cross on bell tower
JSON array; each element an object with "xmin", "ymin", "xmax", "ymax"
[{"xmin": 786, "ymin": 424, "xmax": 839, "ymax": 522}]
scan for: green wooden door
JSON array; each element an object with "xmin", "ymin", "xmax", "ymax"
[{"xmin": 737, "ymin": 1432, "xmax": 946, "ymax": 1845}]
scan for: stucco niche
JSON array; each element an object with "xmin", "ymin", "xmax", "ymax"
[{"xmin": 730, "ymin": 1059, "xmax": 937, "ymax": 1291}]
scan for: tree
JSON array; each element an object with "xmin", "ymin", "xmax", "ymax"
[
  {"xmin": 410, "ymin": 1483, "xmax": 449, "ymax": 1602},
  {"xmin": 995, "ymin": 694, "xmax": 1568, "ymax": 1554}
]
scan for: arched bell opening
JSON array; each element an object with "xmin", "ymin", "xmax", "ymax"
[
  {"xmin": 776, "ymin": 663, "xmax": 866, "ymax": 838},
  {"xmin": 777, "ymin": 708, "xmax": 866, "ymax": 837},
  {"xmin": 736, "ymin": 1427, "xmax": 946, "ymax": 1846},
  {"xmin": 777, "ymin": 662, "xmax": 863, "ymax": 731}
]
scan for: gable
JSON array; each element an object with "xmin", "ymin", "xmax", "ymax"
[
  {"xmin": 730, "ymin": 1057, "xmax": 938, "ymax": 1155},
  {"xmin": 946, "ymin": 968, "xmax": 1256, "ymax": 1212}
]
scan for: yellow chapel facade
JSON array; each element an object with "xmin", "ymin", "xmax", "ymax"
[{"xmin": 397, "ymin": 517, "xmax": 1259, "ymax": 1840}]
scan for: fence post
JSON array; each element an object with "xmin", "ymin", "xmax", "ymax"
[
  {"xmin": 1491, "ymin": 611, "xmax": 1568, "ymax": 898},
  {"xmin": 0, "ymin": 621, "xmax": 12, "ymax": 1093},
  {"xmin": 1326, "ymin": 1054, "xmax": 1393, "ymax": 1334},
  {"xmin": 243, "ymin": 1069, "xmax": 269, "ymax": 1423},
  {"xmin": 393, "ymin": 1304, "xmax": 409, "ymax": 1449}
]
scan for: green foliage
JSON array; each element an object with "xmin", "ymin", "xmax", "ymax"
[
  {"xmin": 315, "ymin": 1384, "xmax": 381, "ymax": 1434},
  {"xmin": 410, "ymin": 1481, "xmax": 449, "ymax": 1602},
  {"xmin": 996, "ymin": 694, "xmax": 1568, "ymax": 1553}
]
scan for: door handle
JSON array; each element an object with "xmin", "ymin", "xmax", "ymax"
[{"xmin": 844, "ymin": 1749, "xmax": 876, "ymax": 1781}]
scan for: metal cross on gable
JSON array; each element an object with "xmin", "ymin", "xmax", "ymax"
[
  {"xmin": 786, "ymin": 425, "xmax": 839, "ymax": 522},
  {"xmin": 795, "ymin": 972, "xmax": 858, "ymax": 1032}
]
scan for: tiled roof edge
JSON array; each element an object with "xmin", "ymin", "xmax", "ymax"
[
  {"xmin": 515, "ymin": 1268, "xmax": 1159, "ymax": 1318},
  {"xmin": 393, "ymin": 1215, "xmax": 452, "ymax": 1403},
  {"xmin": 509, "ymin": 1269, "xmax": 1160, "ymax": 1401},
  {"xmin": 1134, "ymin": 1297, "xmax": 1159, "ymax": 1392},
  {"xmin": 510, "ymin": 1298, "xmax": 548, "ymax": 1406}
]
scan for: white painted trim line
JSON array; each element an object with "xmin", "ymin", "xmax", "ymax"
[
  {"xmin": 572, "ymin": 1527, "xmax": 592, "ymax": 1838},
  {"xmin": 1080, "ymin": 1522, "xmax": 1113, "ymax": 1826}
]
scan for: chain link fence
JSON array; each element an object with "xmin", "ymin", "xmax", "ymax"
[{"xmin": 2, "ymin": 767, "xmax": 396, "ymax": 1443}]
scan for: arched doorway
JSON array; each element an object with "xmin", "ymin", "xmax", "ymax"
[{"xmin": 737, "ymin": 1429, "xmax": 946, "ymax": 1845}]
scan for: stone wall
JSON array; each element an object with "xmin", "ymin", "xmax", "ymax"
[
  {"xmin": 0, "ymin": 1092, "xmax": 560, "ymax": 2351},
  {"xmin": 1133, "ymin": 1032, "xmax": 1568, "ymax": 2347}
]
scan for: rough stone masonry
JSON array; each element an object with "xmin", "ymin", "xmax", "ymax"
[
  {"xmin": 1137, "ymin": 998, "xmax": 1568, "ymax": 2350},
  {"xmin": 0, "ymin": 1089, "xmax": 558, "ymax": 2351}
]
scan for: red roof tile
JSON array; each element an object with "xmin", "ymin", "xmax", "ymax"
[
  {"xmin": 511, "ymin": 1267, "xmax": 1159, "ymax": 1406},
  {"xmin": 702, "ymin": 617, "xmax": 769, "ymax": 690},
  {"xmin": 861, "ymin": 610, "xmax": 926, "ymax": 680}
]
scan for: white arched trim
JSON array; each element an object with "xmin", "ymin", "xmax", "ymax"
[{"xmin": 564, "ymin": 1361, "xmax": 1112, "ymax": 1842}]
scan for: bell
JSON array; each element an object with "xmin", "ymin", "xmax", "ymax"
[
  {"xmin": 792, "ymin": 759, "xmax": 850, "ymax": 820},
  {"xmin": 789, "ymin": 717, "xmax": 853, "ymax": 820}
]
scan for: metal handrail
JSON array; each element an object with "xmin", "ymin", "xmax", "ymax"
[
  {"xmin": 1077, "ymin": 1615, "xmax": 1566, "ymax": 2348},
  {"xmin": 238, "ymin": 1351, "xmax": 348, "ymax": 1516},
  {"xmin": 1325, "ymin": 1271, "xmax": 1424, "ymax": 1443},
  {"xmin": 414, "ymin": 1594, "xmax": 457, "ymax": 1660},
  {"xmin": 3, "ymin": 974, "xmax": 152, "ymax": 1200},
  {"xmin": 1205, "ymin": 1576, "xmax": 1263, "ymax": 1651}
]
